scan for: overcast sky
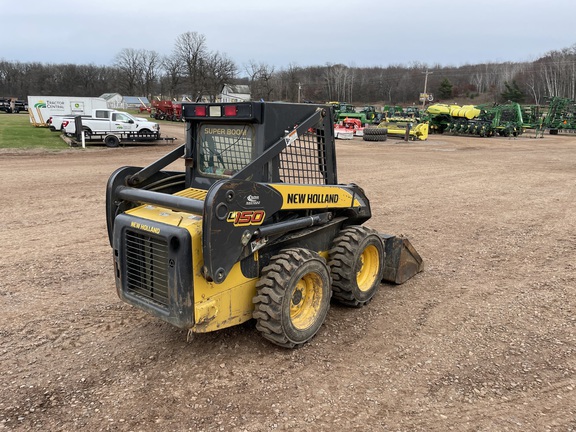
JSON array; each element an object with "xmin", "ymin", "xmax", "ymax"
[{"xmin": 4, "ymin": 0, "xmax": 576, "ymax": 74}]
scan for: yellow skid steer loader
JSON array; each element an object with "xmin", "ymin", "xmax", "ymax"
[{"xmin": 106, "ymin": 102, "xmax": 423, "ymax": 348}]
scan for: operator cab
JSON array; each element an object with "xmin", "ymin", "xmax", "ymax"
[{"xmin": 182, "ymin": 102, "xmax": 337, "ymax": 189}]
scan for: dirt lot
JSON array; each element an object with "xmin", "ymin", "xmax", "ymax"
[{"xmin": 1, "ymin": 123, "xmax": 575, "ymax": 431}]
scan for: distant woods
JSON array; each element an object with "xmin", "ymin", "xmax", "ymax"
[{"xmin": 2, "ymin": 32, "xmax": 576, "ymax": 106}]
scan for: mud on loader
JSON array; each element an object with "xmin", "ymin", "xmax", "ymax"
[{"xmin": 106, "ymin": 101, "xmax": 423, "ymax": 348}]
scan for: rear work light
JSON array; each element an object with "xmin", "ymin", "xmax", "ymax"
[{"xmin": 209, "ymin": 106, "xmax": 222, "ymax": 117}]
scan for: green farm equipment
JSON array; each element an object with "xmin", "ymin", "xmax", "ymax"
[
  {"xmin": 330, "ymin": 103, "xmax": 380, "ymax": 126},
  {"xmin": 359, "ymin": 106, "xmax": 378, "ymax": 123},
  {"xmin": 425, "ymin": 102, "xmax": 524, "ymax": 137},
  {"xmin": 336, "ymin": 111, "xmax": 369, "ymax": 125},
  {"xmin": 536, "ymin": 97, "xmax": 576, "ymax": 136},
  {"xmin": 327, "ymin": 101, "xmax": 355, "ymax": 120}
]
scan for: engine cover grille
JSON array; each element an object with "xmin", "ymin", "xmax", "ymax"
[{"xmin": 125, "ymin": 230, "xmax": 169, "ymax": 308}]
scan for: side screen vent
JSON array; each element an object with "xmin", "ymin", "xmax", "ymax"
[{"xmin": 124, "ymin": 230, "xmax": 169, "ymax": 308}]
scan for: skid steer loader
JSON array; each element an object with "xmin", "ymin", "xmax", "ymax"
[{"xmin": 106, "ymin": 101, "xmax": 423, "ymax": 348}]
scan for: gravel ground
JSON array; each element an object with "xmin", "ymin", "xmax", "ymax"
[{"xmin": 0, "ymin": 124, "xmax": 575, "ymax": 431}]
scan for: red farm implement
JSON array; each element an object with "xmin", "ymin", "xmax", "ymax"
[{"xmin": 150, "ymin": 100, "xmax": 184, "ymax": 121}]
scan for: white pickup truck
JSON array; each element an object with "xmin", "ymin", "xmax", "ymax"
[
  {"xmin": 49, "ymin": 109, "xmax": 126, "ymax": 131},
  {"xmin": 62, "ymin": 109, "xmax": 159, "ymax": 138}
]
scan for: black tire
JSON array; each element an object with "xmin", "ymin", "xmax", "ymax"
[
  {"xmin": 253, "ymin": 248, "xmax": 332, "ymax": 348},
  {"xmin": 158, "ymin": 113, "xmax": 166, "ymax": 121},
  {"xmin": 363, "ymin": 127, "xmax": 388, "ymax": 136},
  {"xmin": 138, "ymin": 128, "xmax": 152, "ymax": 138},
  {"xmin": 328, "ymin": 226, "xmax": 385, "ymax": 307},
  {"xmin": 104, "ymin": 135, "xmax": 120, "ymax": 148},
  {"xmin": 363, "ymin": 134, "xmax": 387, "ymax": 142}
]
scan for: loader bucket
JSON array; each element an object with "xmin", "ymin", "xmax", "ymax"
[{"xmin": 380, "ymin": 234, "xmax": 424, "ymax": 284}]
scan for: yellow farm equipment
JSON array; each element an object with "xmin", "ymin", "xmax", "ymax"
[{"xmin": 375, "ymin": 117, "xmax": 429, "ymax": 141}]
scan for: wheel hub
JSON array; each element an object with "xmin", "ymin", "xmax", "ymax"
[
  {"xmin": 290, "ymin": 274, "xmax": 322, "ymax": 330},
  {"xmin": 292, "ymin": 289, "xmax": 303, "ymax": 306}
]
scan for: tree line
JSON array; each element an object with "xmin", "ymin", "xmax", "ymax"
[{"xmin": 2, "ymin": 31, "xmax": 576, "ymax": 107}]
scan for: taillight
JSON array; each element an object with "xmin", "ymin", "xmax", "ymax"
[
  {"xmin": 183, "ymin": 102, "xmax": 256, "ymax": 120},
  {"xmin": 224, "ymin": 105, "xmax": 237, "ymax": 117}
]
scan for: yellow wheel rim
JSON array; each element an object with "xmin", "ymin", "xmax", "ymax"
[
  {"xmin": 290, "ymin": 273, "xmax": 323, "ymax": 330},
  {"xmin": 356, "ymin": 244, "xmax": 380, "ymax": 292}
]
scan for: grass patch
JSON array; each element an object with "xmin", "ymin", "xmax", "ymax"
[{"xmin": 0, "ymin": 113, "xmax": 69, "ymax": 149}]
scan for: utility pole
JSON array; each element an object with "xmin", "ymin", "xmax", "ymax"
[{"xmin": 421, "ymin": 70, "xmax": 433, "ymax": 109}]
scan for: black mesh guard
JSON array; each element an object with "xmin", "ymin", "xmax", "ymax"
[{"xmin": 278, "ymin": 126, "xmax": 328, "ymax": 185}]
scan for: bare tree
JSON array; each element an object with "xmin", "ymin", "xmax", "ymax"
[
  {"xmin": 470, "ymin": 72, "xmax": 485, "ymax": 94},
  {"xmin": 141, "ymin": 50, "xmax": 161, "ymax": 98},
  {"xmin": 538, "ymin": 46, "xmax": 576, "ymax": 99},
  {"xmin": 278, "ymin": 63, "xmax": 301, "ymax": 102},
  {"xmin": 173, "ymin": 31, "xmax": 208, "ymax": 100},
  {"xmin": 114, "ymin": 48, "xmax": 144, "ymax": 95},
  {"xmin": 244, "ymin": 60, "xmax": 275, "ymax": 101},
  {"xmin": 244, "ymin": 60, "xmax": 262, "ymax": 84},
  {"xmin": 161, "ymin": 53, "xmax": 185, "ymax": 99},
  {"xmin": 203, "ymin": 51, "xmax": 237, "ymax": 101},
  {"xmin": 323, "ymin": 64, "xmax": 352, "ymax": 102}
]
